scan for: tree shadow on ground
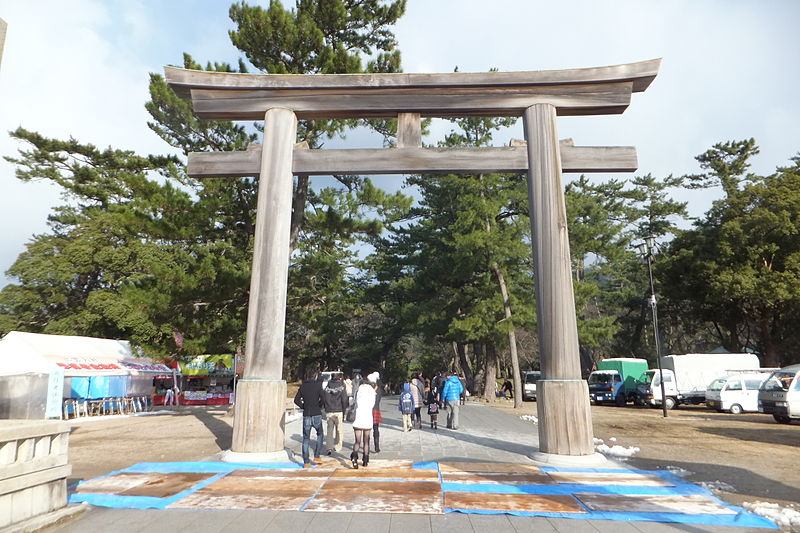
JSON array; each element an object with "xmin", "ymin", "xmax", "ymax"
[{"xmin": 698, "ymin": 425, "xmax": 799, "ymax": 447}]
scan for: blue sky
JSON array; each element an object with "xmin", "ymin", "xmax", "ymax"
[{"xmin": 1, "ymin": 0, "xmax": 799, "ymax": 288}]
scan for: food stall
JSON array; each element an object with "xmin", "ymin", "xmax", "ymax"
[
  {"xmin": 178, "ymin": 354, "xmax": 235, "ymax": 405},
  {"xmin": 0, "ymin": 331, "xmax": 171, "ymax": 417}
]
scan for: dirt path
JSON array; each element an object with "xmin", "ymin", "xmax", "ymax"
[{"xmin": 493, "ymin": 400, "xmax": 800, "ymax": 509}]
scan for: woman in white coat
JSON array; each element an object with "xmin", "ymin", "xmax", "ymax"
[{"xmin": 350, "ymin": 373, "xmax": 377, "ymax": 469}]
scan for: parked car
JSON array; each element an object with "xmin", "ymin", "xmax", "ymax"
[
  {"xmin": 758, "ymin": 364, "xmax": 800, "ymax": 424},
  {"xmin": 705, "ymin": 372, "xmax": 772, "ymax": 414},
  {"xmin": 522, "ymin": 371, "xmax": 541, "ymax": 401}
]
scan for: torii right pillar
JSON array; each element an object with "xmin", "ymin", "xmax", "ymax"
[{"xmin": 524, "ymin": 103, "xmax": 595, "ymax": 459}]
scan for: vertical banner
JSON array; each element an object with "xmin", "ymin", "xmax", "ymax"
[{"xmin": 45, "ymin": 367, "xmax": 64, "ymax": 418}]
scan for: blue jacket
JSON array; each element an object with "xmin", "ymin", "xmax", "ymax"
[
  {"xmin": 399, "ymin": 383, "xmax": 414, "ymax": 414},
  {"xmin": 441, "ymin": 375, "xmax": 463, "ymax": 403}
]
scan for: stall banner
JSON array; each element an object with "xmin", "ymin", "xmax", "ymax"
[
  {"xmin": 179, "ymin": 355, "xmax": 233, "ymax": 376},
  {"xmin": 45, "ymin": 367, "xmax": 64, "ymax": 418},
  {"xmin": 184, "ymin": 390, "xmax": 208, "ymax": 401}
]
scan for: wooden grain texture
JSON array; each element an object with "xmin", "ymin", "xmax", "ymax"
[
  {"xmin": 396, "ymin": 113, "xmax": 422, "ymax": 147},
  {"xmin": 0, "ymin": 18, "xmax": 7, "ymax": 72},
  {"xmin": 164, "ymin": 59, "xmax": 660, "ymax": 97},
  {"xmin": 444, "ymin": 491, "xmax": 585, "ymax": 514},
  {"xmin": 189, "ymin": 82, "xmax": 633, "ymax": 120},
  {"xmin": 523, "ymin": 104, "xmax": 581, "ymax": 380},
  {"xmin": 536, "ymin": 380, "xmax": 594, "ymax": 455},
  {"xmin": 231, "ymin": 379, "xmax": 287, "ymax": 453},
  {"xmin": 303, "ymin": 480, "xmax": 442, "ymax": 514},
  {"xmin": 187, "ymin": 144, "xmax": 637, "ymax": 177},
  {"xmin": 575, "ymin": 493, "xmax": 737, "ymax": 514},
  {"xmin": 243, "ymin": 108, "xmax": 297, "ymax": 381}
]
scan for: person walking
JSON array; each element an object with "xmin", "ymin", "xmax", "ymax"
[
  {"xmin": 441, "ymin": 371, "xmax": 464, "ymax": 430},
  {"xmin": 399, "ymin": 382, "xmax": 415, "ymax": 431},
  {"xmin": 410, "ymin": 373, "xmax": 425, "ymax": 429},
  {"xmin": 368, "ymin": 371, "xmax": 383, "ymax": 453},
  {"xmin": 294, "ymin": 371, "xmax": 325, "ymax": 468},
  {"xmin": 322, "ymin": 373, "xmax": 348, "ymax": 455},
  {"xmin": 351, "ymin": 373, "xmax": 376, "ymax": 469},
  {"xmin": 425, "ymin": 384, "xmax": 440, "ymax": 429}
]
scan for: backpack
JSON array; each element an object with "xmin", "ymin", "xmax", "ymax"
[{"xmin": 400, "ymin": 391, "xmax": 414, "ymax": 414}]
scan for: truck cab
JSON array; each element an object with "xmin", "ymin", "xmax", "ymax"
[
  {"xmin": 588, "ymin": 358, "xmax": 648, "ymax": 406},
  {"xmin": 758, "ymin": 364, "xmax": 800, "ymax": 424},
  {"xmin": 639, "ymin": 369, "xmax": 679, "ymax": 409}
]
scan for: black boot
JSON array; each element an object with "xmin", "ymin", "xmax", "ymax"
[
  {"xmin": 362, "ymin": 454, "xmax": 369, "ymax": 467},
  {"xmin": 373, "ymin": 424, "xmax": 381, "ymax": 453},
  {"xmin": 350, "ymin": 451, "xmax": 359, "ymax": 469}
]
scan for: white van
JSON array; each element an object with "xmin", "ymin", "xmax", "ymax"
[
  {"xmin": 705, "ymin": 372, "xmax": 770, "ymax": 414},
  {"xmin": 758, "ymin": 364, "xmax": 800, "ymax": 424},
  {"xmin": 523, "ymin": 371, "xmax": 541, "ymax": 401}
]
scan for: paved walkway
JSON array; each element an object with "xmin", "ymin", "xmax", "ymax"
[{"xmin": 43, "ymin": 400, "xmax": 776, "ymax": 533}]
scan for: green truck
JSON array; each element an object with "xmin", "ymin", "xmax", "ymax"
[{"xmin": 588, "ymin": 358, "xmax": 649, "ymax": 406}]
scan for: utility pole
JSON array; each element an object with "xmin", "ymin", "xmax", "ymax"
[{"xmin": 638, "ymin": 237, "xmax": 669, "ymax": 418}]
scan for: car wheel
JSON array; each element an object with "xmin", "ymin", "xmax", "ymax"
[
  {"xmin": 773, "ymin": 414, "xmax": 791, "ymax": 424},
  {"xmin": 615, "ymin": 393, "xmax": 627, "ymax": 407},
  {"xmin": 664, "ymin": 397, "xmax": 676, "ymax": 410},
  {"xmin": 729, "ymin": 404, "xmax": 743, "ymax": 415}
]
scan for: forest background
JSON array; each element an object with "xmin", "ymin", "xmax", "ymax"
[{"xmin": 1, "ymin": 1, "xmax": 799, "ymax": 401}]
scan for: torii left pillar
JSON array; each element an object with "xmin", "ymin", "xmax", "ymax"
[{"xmin": 231, "ymin": 108, "xmax": 297, "ymax": 455}]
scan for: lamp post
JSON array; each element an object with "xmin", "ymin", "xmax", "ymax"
[{"xmin": 637, "ymin": 237, "xmax": 668, "ymax": 418}]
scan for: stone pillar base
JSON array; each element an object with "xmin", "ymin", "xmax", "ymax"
[
  {"xmin": 536, "ymin": 379, "xmax": 594, "ymax": 456},
  {"xmin": 232, "ymin": 379, "xmax": 286, "ymax": 453}
]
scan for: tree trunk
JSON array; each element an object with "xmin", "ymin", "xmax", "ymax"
[
  {"xmin": 483, "ymin": 343, "xmax": 498, "ymax": 403},
  {"xmin": 491, "ymin": 261, "xmax": 523, "ymax": 408},
  {"xmin": 454, "ymin": 342, "xmax": 475, "ymax": 393},
  {"xmin": 760, "ymin": 319, "xmax": 779, "ymax": 367},
  {"xmin": 289, "ymin": 173, "xmax": 309, "ymax": 251}
]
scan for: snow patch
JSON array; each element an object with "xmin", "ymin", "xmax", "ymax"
[
  {"xmin": 609, "ymin": 437, "xmax": 617, "ymax": 442},
  {"xmin": 699, "ymin": 480, "xmax": 737, "ymax": 493},
  {"xmin": 286, "ymin": 412, "xmax": 302, "ymax": 423},
  {"xmin": 593, "ymin": 438, "xmax": 604, "ymax": 445},
  {"xmin": 595, "ymin": 444, "xmax": 640, "ymax": 458},
  {"xmin": 519, "ymin": 414, "xmax": 538, "ymax": 424},
  {"xmin": 744, "ymin": 501, "xmax": 800, "ymax": 531},
  {"xmin": 665, "ymin": 465, "xmax": 693, "ymax": 477}
]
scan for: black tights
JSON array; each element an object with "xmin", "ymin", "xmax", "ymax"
[
  {"xmin": 353, "ymin": 428, "xmax": 371, "ymax": 455},
  {"xmin": 413, "ymin": 407, "xmax": 422, "ymax": 425}
]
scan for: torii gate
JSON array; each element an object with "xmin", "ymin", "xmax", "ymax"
[{"xmin": 165, "ymin": 59, "xmax": 660, "ymax": 461}]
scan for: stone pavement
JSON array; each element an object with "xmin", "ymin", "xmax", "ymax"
[{"xmin": 42, "ymin": 400, "xmax": 776, "ymax": 533}]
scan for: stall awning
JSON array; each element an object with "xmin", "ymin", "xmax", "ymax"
[{"xmin": 179, "ymin": 354, "xmax": 233, "ymax": 376}]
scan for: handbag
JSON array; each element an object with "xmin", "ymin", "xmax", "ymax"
[{"xmin": 345, "ymin": 396, "xmax": 357, "ymax": 423}]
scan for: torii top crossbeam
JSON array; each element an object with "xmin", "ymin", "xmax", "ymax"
[{"xmin": 165, "ymin": 59, "xmax": 660, "ymax": 120}]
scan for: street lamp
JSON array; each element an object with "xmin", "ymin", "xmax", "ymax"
[{"xmin": 636, "ymin": 237, "xmax": 668, "ymax": 418}]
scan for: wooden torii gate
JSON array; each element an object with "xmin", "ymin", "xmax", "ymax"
[{"xmin": 165, "ymin": 59, "xmax": 660, "ymax": 460}]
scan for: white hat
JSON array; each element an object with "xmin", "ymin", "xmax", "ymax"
[{"xmin": 367, "ymin": 371, "xmax": 380, "ymax": 383}]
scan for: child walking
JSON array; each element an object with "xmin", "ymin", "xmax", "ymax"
[
  {"xmin": 399, "ymin": 382, "xmax": 415, "ymax": 431},
  {"xmin": 425, "ymin": 386, "xmax": 439, "ymax": 429}
]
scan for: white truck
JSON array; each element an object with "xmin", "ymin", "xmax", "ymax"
[{"xmin": 640, "ymin": 353, "xmax": 759, "ymax": 410}]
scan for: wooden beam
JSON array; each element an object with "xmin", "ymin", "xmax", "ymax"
[
  {"xmin": 397, "ymin": 113, "xmax": 422, "ymax": 148},
  {"xmin": 164, "ymin": 59, "xmax": 661, "ymax": 98},
  {"xmin": 188, "ymin": 82, "xmax": 633, "ymax": 120},
  {"xmin": 186, "ymin": 144, "xmax": 637, "ymax": 178}
]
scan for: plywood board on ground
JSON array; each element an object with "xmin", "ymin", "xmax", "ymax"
[
  {"xmin": 169, "ymin": 477, "xmax": 323, "ymax": 510},
  {"xmin": 441, "ymin": 472, "xmax": 553, "ymax": 485},
  {"xmin": 547, "ymin": 471, "xmax": 673, "ymax": 486},
  {"xmin": 76, "ymin": 472, "xmax": 213, "ymax": 497},
  {"xmin": 576, "ymin": 493, "xmax": 737, "ymax": 515},
  {"xmin": 445, "ymin": 491, "xmax": 585, "ymax": 513},
  {"xmin": 304, "ymin": 480, "xmax": 441, "ymax": 514},
  {"xmin": 438, "ymin": 462, "xmax": 541, "ymax": 473},
  {"xmin": 331, "ymin": 467, "xmax": 439, "ymax": 480},
  {"xmin": 228, "ymin": 468, "xmax": 334, "ymax": 480}
]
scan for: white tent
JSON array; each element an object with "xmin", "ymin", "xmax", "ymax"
[{"xmin": 0, "ymin": 331, "xmax": 171, "ymax": 419}]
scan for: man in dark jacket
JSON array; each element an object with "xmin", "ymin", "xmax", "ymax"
[
  {"xmin": 322, "ymin": 375, "xmax": 348, "ymax": 454},
  {"xmin": 294, "ymin": 371, "xmax": 324, "ymax": 467}
]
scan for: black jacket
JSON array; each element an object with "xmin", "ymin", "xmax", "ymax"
[
  {"xmin": 294, "ymin": 380, "xmax": 323, "ymax": 417},
  {"xmin": 322, "ymin": 378, "xmax": 348, "ymax": 413}
]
